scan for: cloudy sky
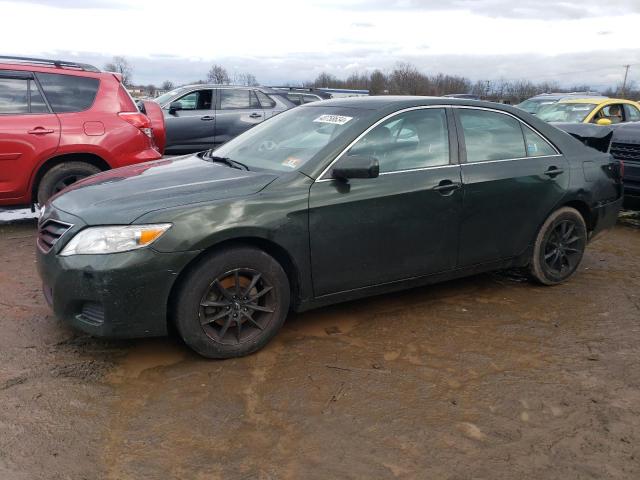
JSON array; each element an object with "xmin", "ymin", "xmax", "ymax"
[{"xmin": 1, "ymin": 0, "xmax": 639, "ymax": 89}]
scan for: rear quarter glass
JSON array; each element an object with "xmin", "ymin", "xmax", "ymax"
[{"xmin": 35, "ymin": 72, "xmax": 99, "ymax": 113}]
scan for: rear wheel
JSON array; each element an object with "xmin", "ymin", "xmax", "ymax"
[
  {"xmin": 174, "ymin": 246, "xmax": 290, "ymax": 359},
  {"xmin": 529, "ymin": 207, "xmax": 587, "ymax": 285},
  {"xmin": 37, "ymin": 161, "xmax": 101, "ymax": 204}
]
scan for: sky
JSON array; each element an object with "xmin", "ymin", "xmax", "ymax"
[{"xmin": 1, "ymin": 0, "xmax": 640, "ymax": 90}]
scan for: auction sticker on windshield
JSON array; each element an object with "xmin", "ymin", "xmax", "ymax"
[{"xmin": 313, "ymin": 114, "xmax": 353, "ymax": 125}]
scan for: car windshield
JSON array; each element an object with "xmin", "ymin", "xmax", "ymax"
[
  {"xmin": 517, "ymin": 99, "xmax": 558, "ymax": 114},
  {"xmin": 154, "ymin": 88, "xmax": 185, "ymax": 106},
  {"xmin": 211, "ymin": 106, "xmax": 361, "ymax": 172},
  {"xmin": 537, "ymin": 103, "xmax": 597, "ymax": 123}
]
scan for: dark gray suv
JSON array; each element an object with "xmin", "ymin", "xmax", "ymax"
[{"xmin": 154, "ymin": 85, "xmax": 294, "ymax": 154}]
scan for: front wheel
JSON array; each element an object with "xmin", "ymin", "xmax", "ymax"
[
  {"xmin": 529, "ymin": 207, "xmax": 587, "ymax": 285},
  {"xmin": 174, "ymin": 247, "xmax": 290, "ymax": 358}
]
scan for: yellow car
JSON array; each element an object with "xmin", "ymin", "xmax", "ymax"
[{"xmin": 537, "ymin": 98, "xmax": 640, "ymax": 125}]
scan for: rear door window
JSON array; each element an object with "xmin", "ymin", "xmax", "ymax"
[
  {"xmin": 0, "ymin": 78, "xmax": 29, "ymax": 114},
  {"xmin": 220, "ymin": 89, "xmax": 254, "ymax": 110},
  {"xmin": 35, "ymin": 73, "xmax": 99, "ymax": 113},
  {"xmin": 29, "ymin": 80, "xmax": 49, "ymax": 113},
  {"xmin": 458, "ymin": 109, "xmax": 526, "ymax": 162},
  {"xmin": 522, "ymin": 125, "xmax": 557, "ymax": 157},
  {"xmin": 624, "ymin": 104, "xmax": 640, "ymax": 122}
]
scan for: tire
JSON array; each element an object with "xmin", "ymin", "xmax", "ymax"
[
  {"xmin": 174, "ymin": 246, "xmax": 290, "ymax": 359},
  {"xmin": 529, "ymin": 207, "xmax": 587, "ymax": 285},
  {"xmin": 37, "ymin": 161, "xmax": 101, "ymax": 205}
]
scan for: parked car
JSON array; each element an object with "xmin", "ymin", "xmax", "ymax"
[
  {"xmin": 154, "ymin": 85, "xmax": 294, "ymax": 154},
  {"xmin": 0, "ymin": 55, "xmax": 164, "ymax": 207},
  {"xmin": 37, "ymin": 97, "xmax": 623, "ymax": 358},
  {"xmin": 516, "ymin": 92, "xmax": 607, "ymax": 115},
  {"xmin": 609, "ymin": 123, "xmax": 640, "ymax": 207},
  {"xmin": 270, "ymin": 87, "xmax": 333, "ymax": 105},
  {"xmin": 537, "ymin": 98, "xmax": 640, "ymax": 126}
]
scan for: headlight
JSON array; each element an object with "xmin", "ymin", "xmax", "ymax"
[{"xmin": 59, "ymin": 224, "xmax": 171, "ymax": 256}]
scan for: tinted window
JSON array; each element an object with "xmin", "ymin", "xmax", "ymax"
[
  {"xmin": 303, "ymin": 94, "xmax": 320, "ymax": 104},
  {"xmin": 523, "ymin": 125, "xmax": 556, "ymax": 157},
  {"xmin": 0, "ymin": 78, "xmax": 29, "ymax": 114},
  {"xmin": 349, "ymin": 108, "xmax": 450, "ymax": 173},
  {"xmin": 256, "ymin": 91, "xmax": 276, "ymax": 108},
  {"xmin": 29, "ymin": 80, "xmax": 48, "ymax": 113},
  {"xmin": 220, "ymin": 89, "xmax": 253, "ymax": 109},
  {"xmin": 36, "ymin": 73, "xmax": 99, "ymax": 113},
  {"xmin": 459, "ymin": 109, "xmax": 526, "ymax": 162},
  {"xmin": 176, "ymin": 90, "xmax": 212, "ymax": 110},
  {"xmin": 624, "ymin": 104, "xmax": 640, "ymax": 122}
]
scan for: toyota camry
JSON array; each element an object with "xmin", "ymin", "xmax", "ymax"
[{"xmin": 36, "ymin": 97, "xmax": 623, "ymax": 358}]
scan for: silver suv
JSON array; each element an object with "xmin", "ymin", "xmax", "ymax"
[{"xmin": 154, "ymin": 85, "xmax": 294, "ymax": 154}]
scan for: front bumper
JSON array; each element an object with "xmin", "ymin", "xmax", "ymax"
[{"xmin": 37, "ymin": 243, "xmax": 200, "ymax": 339}]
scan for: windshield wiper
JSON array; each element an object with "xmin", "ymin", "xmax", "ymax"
[{"xmin": 202, "ymin": 150, "xmax": 250, "ymax": 171}]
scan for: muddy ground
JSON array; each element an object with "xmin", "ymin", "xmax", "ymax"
[{"xmin": 1, "ymin": 214, "xmax": 639, "ymax": 480}]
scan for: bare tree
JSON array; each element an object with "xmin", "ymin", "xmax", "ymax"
[
  {"xmin": 207, "ymin": 65, "xmax": 230, "ymax": 85},
  {"xmin": 161, "ymin": 80, "xmax": 174, "ymax": 91},
  {"xmin": 369, "ymin": 70, "xmax": 387, "ymax": 95},
  {"xmin": 233, "ymin": 72, "xmax": 259, "ymax": 86},
  {"xmin": 104, "ymin": 56, "xmax": 133, "ymax": 87}
]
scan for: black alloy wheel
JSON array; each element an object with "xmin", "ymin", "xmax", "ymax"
[
  {"xmin": 175, "ymin": 246, "xmax": 290, "ymax": 358},
  {"xmin": 530, "ymin": 207, "xmax": 587, "ymax": 285}
]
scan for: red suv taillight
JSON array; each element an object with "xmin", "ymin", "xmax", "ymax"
[{"xmin": 118, "ymin": 112, "xmax": 158, "ymax": 149}]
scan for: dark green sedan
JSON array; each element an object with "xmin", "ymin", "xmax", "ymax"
[{"xmin": 36, "ymin": 97, "xmax": 623, "ymax": 358}]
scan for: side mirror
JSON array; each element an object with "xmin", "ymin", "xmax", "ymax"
[
  {"xmin": 596, "ymin": 118, "xmax": 612, "ymax": 126},
  {"xmin": 332, "ymin": 155, "xmax": 379, "ymax": 180},
  {"xmin": 168, "ymin": 101, "xmax": 183, "ymax": 114}
]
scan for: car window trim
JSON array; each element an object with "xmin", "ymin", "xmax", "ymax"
[
  {"xmin": 452, "ymin": 105, "xmax": 561, "ymax": 164},
  {"xmin": 315, "ymin": 105, "xmax": 456, "ymax": 182}
]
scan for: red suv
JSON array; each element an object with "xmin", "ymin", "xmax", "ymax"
[{"xmin": 0, "ymin": 56, "xmax": 165, "ymax": 206}]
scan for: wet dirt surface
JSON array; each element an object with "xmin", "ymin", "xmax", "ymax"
[{"xmin": 1, "ymin": 216, "xmax": 639, "ymax": 479}]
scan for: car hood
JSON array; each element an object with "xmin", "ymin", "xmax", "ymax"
[
  {"xmin": 50, "ymin": 155, "xmax": 279, "ymax": 225},
  {"xmin": 611, "ymin": 121, "xmax": 640, "ymax": 145}
]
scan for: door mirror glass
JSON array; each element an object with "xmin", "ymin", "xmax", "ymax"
[
  {"xmin": 169, "ymin": 101, "xmax": 182, "ymax": 114},
  {"xmin": 332, "ymin": 155, "xmax": 379, "ymax": 180}
]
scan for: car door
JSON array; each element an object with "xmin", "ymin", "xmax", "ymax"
[
  {"xmin": 454, "ymin": 107, "xmax": 569, "ymax": 267},
  {"xmin": 163, "ymin": 88, "xmax": 215, "ymax": 152},
  {"xmin": 0, "ymin": 72, "xmax": 60, "ymax": 202},
  {"xmin": 214, "ymin": 89, "xmax": 265, "ymax": 146},
  {"xmin": 308, "ymin": 107, "xmax": 463, "ymax": 296}
]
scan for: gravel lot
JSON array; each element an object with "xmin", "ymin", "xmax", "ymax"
[{"xmin": 1, "ymin": 213, "xmax": 639, "ymax": 479}]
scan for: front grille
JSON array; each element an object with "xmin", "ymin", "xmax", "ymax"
[
  {"xmin": 37, "ymin": 219, "xmax": 73, "ymax": 253},
  {"xmin": 78, "ymin": 302, "xmax": 105, "ymax": 326},
  {"xmin": 610, "ymin": 142, "xmax": 640, "ymax": 163}
]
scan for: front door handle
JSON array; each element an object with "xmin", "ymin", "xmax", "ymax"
[
  {"xmin": 544, "ymin": 166, "xmax": 564, "ymax": 177},
  {"xmin": 433, "ymin": 180, "xmax": 461, "ymax": 195},
  {"xmin": 249, "ymin": 113, "xmax": 262, "ymax": 119},
  {"xmin": 200, "ymin": 115, "xmax": 215, "ymax": 121},
  {"xmin": 28, "ymin": 127, "xmax": 55, "ymax": 135}
]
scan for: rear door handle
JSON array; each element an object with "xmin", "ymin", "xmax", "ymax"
[
  {"xmin": 28, "ymin": 128, "xmax": 55, "ymax": 135},
  {"xmin": 433, "ymin": 180, "xmax": 461, "ymax": 195},
  {"xmin": 249, "ymin": 113, "xmax": 262, "ymax": 119},
  {"xmin": 544, "ymin": 166, "xmax": 564, "ymax": 177},
  {"xmin": 200, "ymin": 115, "xmax": 215, "ymax": 121}
]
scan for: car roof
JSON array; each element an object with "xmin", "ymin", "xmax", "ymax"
[
  {"xmin": 301, "ymin": 95, "xmax": 506, "ymax": 110},
  {"xmin": 0, "ymin": 56, "xmax": 105, "ymax": 78},
  {"xmin": 557, "ymin": 98, "xmax": 636, "ymax": 105}
]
